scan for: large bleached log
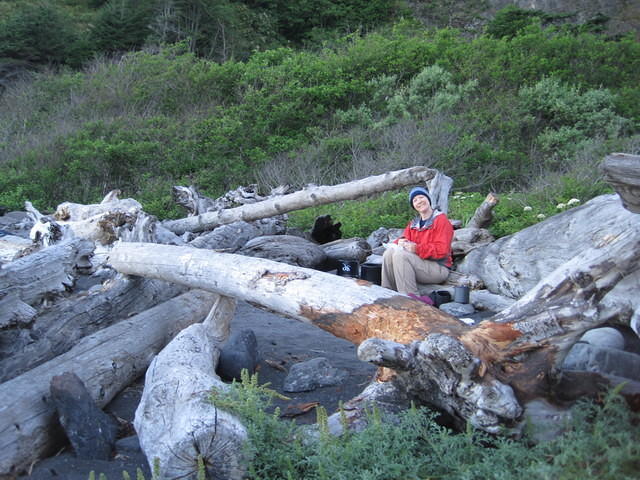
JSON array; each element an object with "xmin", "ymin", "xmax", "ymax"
[
  {"xmin": 457, "ymin": 194, "xmax": 640, "ymax": 325},
  {"xmin": 465, "ymin": 192, "xmax": 499, "ymax": 229},
  {"xmin": 601, "ymin": 153, "xmax": 640, "ymax": 213},
  {"xmin": 0, "ymin": 290, "xmax": 218, "ymax": 478},
  {"xmin": 321, "ymin": 238, "xmax": 372, "ymax": 265},
  {"xmin": 108, "ymin": 230, "xmax": 639, "ymax": 432},
  {"xmin": 135, "ymin": 296, "xmax": 249, "ymax": 480},
  {"xmin": 0, "ymin": 276, "xmax": 186, "ymax": 382},
  {"xmin": 54, "ymin": 190, "xmax": 142, "ymax": 221},
  {"xmin": 0, "ymin": 238, "xmax": 94, "ymax": 307},
  {"xmin": 426, "ymin": 170, "xmax": 453, "ymax": 214},
  {"xmin": 238, "ymin": 234, "xmax": 327, "ymax": 268},
  {"xmin": 163, "ymin": 167, "xmax": 438, "ymax": 235},
  {"xmin": 0, "ymin": 233, "xmax": 32, "ymax": 264}
]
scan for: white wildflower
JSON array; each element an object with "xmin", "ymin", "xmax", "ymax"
[
  {"xmin": 523, "ymin": 206, "xmax": 532, "ymax": 211},
  {"xmin": 567, "ymin": 198, "xmax": 580, "ymax": 206},
  {"xmin": 537, "ymin": 214, "xmax": 546, "ymax": 219},
  {"xmin": 556, "ymin": 203, "xmax": 566, "ymax": 209}
]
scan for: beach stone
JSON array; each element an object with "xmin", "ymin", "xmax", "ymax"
[
  {"xmin": 49, "ymin": 372, "xmax": 118, "ymax": 460},
  {"xmin": 115, "ymin": 435, "xmax": 143, "ymax": 454},
  {"xmin": 217, "ymin": 328, "xmax": 259, "ymax": 381},
  {"xmin": 440, "ymin": 302, "xmax": 475, "ymax": 317},
  {"xmin": 580, "ymin": 327, "xmax": 625, "ymax": 350},
  {"xmin": 563, "ymin": 343, "xmax": 640, "ymax": 380},
  {"xmin": 283, "ymin": 357, "xmax": 348, "ymax": 392}
]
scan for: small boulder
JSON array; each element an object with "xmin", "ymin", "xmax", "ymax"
[
  {"xmin": 580, "ymin": 327, "xmax": 625, "ymax": 350},
  {"xmin": 439, "ymin": 302, "xmax": 475, "ymax": 317},
  {"xmin": 50, "ymin": 372, "xmax": 119, "ymax": 460},
  {"xmin": 283, "ymin": 357, "xmax": 348, "ymax": 392},
  {"xmin": 563, "ymin": 344, "xmax": 640, "ymax": 381},
  {"xmin": 217, "ymin": 328, "xmax": 259, "ymax": 381}
]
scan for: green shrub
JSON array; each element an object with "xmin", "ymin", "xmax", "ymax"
[{"xmin": 204, "ymin": 372, "xmax": 640, "ymax": 480}]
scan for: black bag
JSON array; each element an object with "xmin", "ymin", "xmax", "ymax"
[{"xmin": 429, "ymin": 290, "xmax": 452, "ymax": 307}]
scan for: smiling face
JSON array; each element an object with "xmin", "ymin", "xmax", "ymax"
[{"xmin": 412, "ymin": 194, "xmax": 433, "ymax": 218}]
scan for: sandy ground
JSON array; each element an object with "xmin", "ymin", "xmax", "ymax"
[{"xmin": 20, "ymin": 300, "xmax": 377, "ymax": 480}]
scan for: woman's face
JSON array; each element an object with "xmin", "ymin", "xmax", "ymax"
[{"xmin": 412, "ymin": 194, "xmax": 432, "ymax": 216}]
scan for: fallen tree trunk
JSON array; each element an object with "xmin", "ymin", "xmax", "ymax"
[
  {"xmin": 601, "ymin": 153, "xmax": 640, "ymax": 213},
  {"xmin": 0, "ymin": 238, "xmax": 94, "ymax": 308},
  {"xmin": 163, "ymin": 166, "xmax": 438, "ymax": 235},
  {"xmin": 466, "ymin": 192, "xmax": 499, "ymax": 229},
  {"xmin": 108, "ymin": 228, "xmax": 640, "ymax": 432},
  {"xmin": 134, "ymin": 296, "xmax": 249, "ymax": 480},
  {"xmin": 0, "ymin": 289, "xmax": 218, "ymax": 478},
  {"xmin": 0, "ymin": 276, "xmax": 186, "ymax": 382}
]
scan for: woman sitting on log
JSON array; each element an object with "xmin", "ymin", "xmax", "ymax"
[{"xmin": 382, "ymin": 186, "xmax": 453, "ymax": 301}]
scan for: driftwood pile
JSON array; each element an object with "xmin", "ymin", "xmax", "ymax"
[{"xmin": 1, "ymin": 158, "xmax": 639, "ymax": 479}]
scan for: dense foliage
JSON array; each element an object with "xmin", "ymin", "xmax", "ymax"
[
  {"xmin": 1, "ymin": 21, "xmax": 637, "ymax": 225},
  {"xmin": 201, "ymin": 372, "xmax": 640, "ymax": 480},
  {"xmin": 0, "ymin": 3, "xmax": 638, "ymax": 239}
]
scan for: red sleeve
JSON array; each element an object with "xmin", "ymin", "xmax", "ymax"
[{"xmin": 414, "ymin": 215, "xmax": 453, "ymax": 261}]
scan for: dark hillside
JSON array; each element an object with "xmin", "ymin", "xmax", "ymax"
[{"xmin": 0, "ymin": 1, "xmax": 638, "ymax": 223}]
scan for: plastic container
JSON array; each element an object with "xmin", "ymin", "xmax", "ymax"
[
  {"xmin": 336, "ymin": 259, "xmax": 359, "ymax": 278},
  {"xmin": 360, "ymin": 263, "xmax": 382, "ymax": 285},
  {"xmin": 453, "ymin": 285, "xmax": 470, "ymax": 304}
]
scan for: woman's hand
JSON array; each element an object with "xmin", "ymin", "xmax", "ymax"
[{"xmin": 399, "ymin": 239, "xmax": 417, "ymax": 253}]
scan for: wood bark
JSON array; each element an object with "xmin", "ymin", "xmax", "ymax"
[
  {"xmin": 0, "ymin": 234, "xmax": 32, "ymax": 264},
  {"xmin": 238, "ymin": 234, "xmax": 327, "ymax": 268},
  {"xmin": 0, "ymin": 238, "xmax": 94, "ymax": 308},
  {"xmin": 457, "ymin": 194, "xmax": 640, "ymax": 327},
  {"xmin": 0, "ymin": 276, "xmax": 186, "ymax": 382},
  {"xmin": 321, "ymin": 238, "xmax": 372, "ymax": 265},
  {"xmin": 465, "ymin": 192, "xmax": 499, "ymax": 229},
  {"xmin": 426, "ymin": 170, "xmax": 453, "ymax": 214},
  {"xmin": 108, "ymin": 231, "xmax": 639, "ymax": 433},
  {"xmin": 0, "ymin": 290, "xmax": 218, "ymax": 478},
  {"xmin": 134, "ymin": 296, "xmax": 249, "ymax": 480},
  {"xmin": 601, "ymin": 153, "xmax": 640, "ymax": 213},
  {"xmin": 163, "ymin": 167, "xmax": 438, "ymax": 234}
]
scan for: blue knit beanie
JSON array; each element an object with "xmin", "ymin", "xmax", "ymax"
[{"xmin": 409, "ymin": 186, "xmax": 431, "ymax": 208}]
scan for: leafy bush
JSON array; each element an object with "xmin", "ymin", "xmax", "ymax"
[
  {"xmin": 0, "ymin": 0, "xmax": 88, "ymax": 67},
  {"xmin": 202, "ymin": 373, "xmax": 640, "ymax": 480}
]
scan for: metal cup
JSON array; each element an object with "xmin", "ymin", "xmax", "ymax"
[{"xmin": 453, "ymin": 286, "xmax": 470, "ymax": 304}]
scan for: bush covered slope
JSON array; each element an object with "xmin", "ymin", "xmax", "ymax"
[{"xmin": 0, "ymin": 2, "xmax": 638, "ymax": 235}]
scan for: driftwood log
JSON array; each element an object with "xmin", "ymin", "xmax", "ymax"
[
  {"xmin": 0, "ymin": 276, "xmax": 185, "ymax": 382},
  {"xmin": 321, "ymin": 238, "xmax": 372, "ymax": 265},
  {"xmin": 426, "ymin": 170, "xmax": 453, "ymax": 214},
  {"xmin": 238, "ymin": 234, "xmax": 327, "ymax": 268},
  {"xmin": 134, "ymin": 296, "xmax": 249, "ymax": 480},
  {"xmin": 457, "ymin": 194, "xmax": 640, "ymax": 328},
  {"xmin": 108, "ymin": 223, "xmax": 640, "ymax": 433},
  {"xmin": 163, "ymin": 167, "xmax": 439, "ymax": 235},
  {"xmin": 0, "ymin": 238, "xmax": 93, "ymax": 305},
  {"xmin": 601, "ymin": 153, "xmax": 640, "ymax": 213},
  {"xmin": 0, "ymin": 290, "xmax": 218, "ymax": 478},
  {"xmin": 465, "ymin": 192, "xmax": 499, "ymax": 229}
]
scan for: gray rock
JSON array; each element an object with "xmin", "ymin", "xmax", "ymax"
[
  {"xmin": 217, "ymin": 328, "xmax": 259, "ymax": 381},
  {"xmin": 563, "ymin": 343, "xmax": 640, "ymax": 381},
  {"xmin": 115, "ymin": 435, "xmax": 142, "ymax": 454},
  {"xmin": 580, "ymin": 327, "xmax": 625, "ymax": 350},
  {"xmin": 283, "ymin": 357, "xmax": 348, "ymax": 392},
  {"xmin": 440, "ymin": 302, "xmax": 475, "ymax": 317},
  {"xmin": 49, "ymin": 372, "xmax": 118, "ymax": 460}
]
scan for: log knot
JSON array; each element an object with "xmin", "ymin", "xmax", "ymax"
[{"xmin": 258, "ymin": 270, "xmax": 309, "ymax": 286}]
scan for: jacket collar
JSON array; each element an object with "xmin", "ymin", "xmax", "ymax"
[{"xmin": 409, "ymin": 210, "xmax": 443, "ymax": 230}]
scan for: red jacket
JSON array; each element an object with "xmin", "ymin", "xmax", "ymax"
[{"xmin": 398, "ymin": 211, "xmax": 453, "ymax": 267}]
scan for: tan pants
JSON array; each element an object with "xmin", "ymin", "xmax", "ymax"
[{"xmin": 381, "ymin": 247, "xmax": 449, "ymax": 294}]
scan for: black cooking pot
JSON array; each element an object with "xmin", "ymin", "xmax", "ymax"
[
  {"xmin": 429, "ymin": 290, "xmax": 452, "ymax": 307},
  {"xmin": 336, "ymin": 259, "xmax": 359, "ymax": 278},
  {"xmin": 360, "ymin": 263, "xmax": 382, "ymax": 285}
]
